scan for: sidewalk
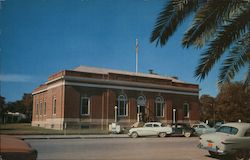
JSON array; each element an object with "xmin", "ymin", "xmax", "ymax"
[{"xmin": 20, "ymin": 134, "xmax": 129, "ymax": 140}]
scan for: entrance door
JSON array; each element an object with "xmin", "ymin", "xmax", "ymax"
[
  {"xmin": 137, "ymin": 105, "xmax": 146, "ymax": 122},
  {"xmin": 137, "ymin": 96, "xmax": 146, "ymax": 122}
]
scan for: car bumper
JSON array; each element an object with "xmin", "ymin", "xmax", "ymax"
[
  {"xmin": 0, "ymin": 149, "xmax": 37, "ymax": 160},
  {"xmin": 198, "ymin": 143, "xmax": 226, "ymax": 155},
  {"xmin": 128, "ymin": 132, "xmax": 132, "ymax": 136}
]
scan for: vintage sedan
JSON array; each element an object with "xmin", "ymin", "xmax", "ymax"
[
  {"xmin": 128, "ymin": 122, "xmax": 172, "ymax": 138},
  {"xmin": 192, "ymin": 122, "xmax": 216, "ymax": 136},
  {"xmin": 0, "ymin": 135, "xmax": 37, "ymax": 160},
  {"xmin": 171, "ymin": 123, "xmax": 195, "ymax": 137},
  {"xmin": 198, "ymin": 123, "xmax": 250, "ymax": 160}
]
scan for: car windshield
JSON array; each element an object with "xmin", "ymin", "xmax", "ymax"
[{"xmin": 216, "ymin": 126, "xmax": 238, "ymax": 135}]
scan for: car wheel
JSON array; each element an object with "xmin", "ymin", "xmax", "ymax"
[
  {"xmin": 208, "ymin": 151, "xmax": 218, "ymax": 158},
  {"xmin": 159, "ymin": 132, "xmax": 166, "ymax": 138},
  {"xmin": 131, "ymin": 132, "xmax": 138, "ymax": 138},
  {"xmin": 184, "ymin": 132, "xmax": 191, "ymax": 137},
  {"xmin": 234, "ymin": 150, "xmax": 250, "ymax": 160}
]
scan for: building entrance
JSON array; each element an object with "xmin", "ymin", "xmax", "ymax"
[{"xmin": 137, "ymin": 96, "xmax": 147, "ymax": 122}]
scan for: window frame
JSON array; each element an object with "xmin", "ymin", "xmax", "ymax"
[
  {"xmin": 155, "ymin": 96, "xmax": 164, "ymax": 117},
  {"xmin": 36, "ymin": 103, "xmax": 39, "ymax": 115},
  {"xmin": 117, "ymin": 94, "xmax": 128, "ymax": 117},
  {"xmin": 183, "ymin": 103, "xmax": 190, "ymax": 118},
  {"xmin": 44, "ymin": 101, "xmax": 46, "ymax": 116},
  {"xmin": 145, "ymin": 124, "xmax": 153, "ymax": 127},
  {"xmin": 39, "ymin": 101, "xmax": 43, "ymax": 116},
  {"xmin": 52, "ymin": 97, "xmax": 56, "ymax": 115},
  {"xmin": 80, "ymin": 96, "xmax": 90, "ymax": 116},
  {"xmin": 216, "ymin": 126, "xmax": 238, "ymax": 135}
]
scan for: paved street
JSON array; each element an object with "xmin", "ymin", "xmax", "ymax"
[{"xmin": 26, "ymin": 137, "xmax": 217, "ymax": 160}]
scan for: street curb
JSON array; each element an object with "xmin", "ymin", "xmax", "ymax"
[{"xmin": 21, "ymin": 134, "xmax": 129, "ymax": 140}]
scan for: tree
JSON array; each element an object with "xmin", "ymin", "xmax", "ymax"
[
  {"xmin": 5, "ymin": 93, "xmax": 33, "ymax": 122},
  {"xmin": 0, "ymin": 96, "xmax": 6, "ymax": 123},
  {"xmin": 22, "ymin": 93, "xmax": 33, "ymax": 121},
  {"xmin": 199, "ymin": 94, "xmax": 215, "ymax": 122},
  {"xmin": 151, "ymin": 0, "xmax": 250, "ymax": 86},
  {"xmin": 215, "ymin": 82, "xmax": 250, "ymax": 122}
]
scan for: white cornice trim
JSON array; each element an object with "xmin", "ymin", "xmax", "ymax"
[
  {"xmin": 32, "ymin": 80, "xmax": 65, "ymax": 95},
  {"xmin": 65, "ymin": 81, "xmax": 198, "ymax": 96},
  {"xmin": 33, "ymin": 76, "xmax": 199, "ymax": 96},
  {"xmin": 63, "ymin": 76, "xmax": 198, "ymax": 93}
]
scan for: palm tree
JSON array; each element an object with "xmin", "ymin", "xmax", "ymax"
[{"xmin": 150, "ymin": 0, "xmax": 250, "ymax": 86}]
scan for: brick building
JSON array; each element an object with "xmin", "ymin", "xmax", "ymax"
[{"xmin": 32, "ymin": 66, "xmax": 200, "ymax": 130}]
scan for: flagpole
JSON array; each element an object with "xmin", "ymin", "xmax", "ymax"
[{"xmin": 136, "ymin": 38, "xmax": 138, "ymax": 73}]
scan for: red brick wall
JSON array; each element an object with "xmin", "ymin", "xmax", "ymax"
[
  {"xmin": 32, "ymin": 84, "xmax": 64, "ymax": 121},
  {"xmin": 64, "ymin": 86, "xmax": 80, "ymax": 119},
  {"xmin": 33, "ymin": 85, "xmax": 200, "ymax": 126}
]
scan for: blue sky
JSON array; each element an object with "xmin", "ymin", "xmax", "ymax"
[{"xmin": 1, "ymin": 0, "xmax": 223, "ymax": 102}]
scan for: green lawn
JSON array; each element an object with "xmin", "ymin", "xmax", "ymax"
[{"xmin": 0, "ymin": 123, "xmax": 108, "ymax": 135}]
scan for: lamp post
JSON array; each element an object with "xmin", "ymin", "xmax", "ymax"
[
  {"xmin": 173, "ymin": 108, "xmax": 176, "ymax": 124},
  {"xmin": 137, "ymin": 105, "xmax": 140, "ymax": 122},
  {"xmin": 114, "ymin": 106, "xmax": 118, "ymax": 123}
]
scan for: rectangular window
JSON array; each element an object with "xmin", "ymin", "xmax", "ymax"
[
  {"xmin": 44, "ymin": 101, "xmax": 46, "ymax": 115},
  {"xmin": 119, "ymin": 101, "xmax": 125, "ymax": 116},
  {"xmin": 156, "ymin": 103, "xmax": 164, "ymax": 117},
  {"xmin": 53, "ymin": 98, "xmax": 56, "ymax": 115},
  {"xmin": 36, "ymin": 103, "xmax": 39, "ymax": 115},
  {"xmin": 118, "ymin": 100, "xmax": 127, "ymax": 116},
  {"xmin": 80, "ymin": 97, "xmax": 90, "ymax": 115},
  {"xmin": 183, "ymin": 103, "xmax": 189, "ymax": 118},
  {"xmin": 40, "ymin": 101, "xmax": 43, "ymax": 115}
]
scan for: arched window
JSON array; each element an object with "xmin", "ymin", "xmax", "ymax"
[
  {"xmin": 137, "ymin": 95, "xmax": 146, "ymax": 106},
  {"xmin": 117, "ymin": 94, "xmax": 127, "ymax": 116},
  {"xmin": 155, "ymin": 96, "xmax": 164, "ymax": 117}
]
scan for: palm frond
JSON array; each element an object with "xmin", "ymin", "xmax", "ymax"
[
  {"xmin": 195, "ymin": 7, "xmax": 250, "ymax": 80},
  {"xmin": 218, "ymin": 33, "xmax": 250, "ymax": 85},
  {"xmin": 182, "ymin": 0, "xmax": 246, "ymax": 48},
  {"xmin": 150, "ymin": 0, "xmax": 206, "ymax": 46}
]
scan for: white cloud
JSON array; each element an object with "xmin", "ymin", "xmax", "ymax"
[{"xmin": 0, "ymin": 74, "xmax": 34, "ymax": 83}]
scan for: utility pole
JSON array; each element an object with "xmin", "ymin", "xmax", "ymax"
[{"xmin": 136, "ymin": 38, "xmax": 138, "ymax": 73}]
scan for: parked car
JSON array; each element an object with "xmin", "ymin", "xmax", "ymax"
[
  {"xmin": 171, "ymin": 123, "xmax": 195, "ymax": 137},
  {"xmin": 198, "ymin": 123, "xmax": 250, "ymax": 159},
  {"xmin": 0, "ymin": 135, "xmax": 37, "ymax": 160},
  {"xmin": 128, "ymin": 122, "xmax": 172, "ymax": 138},
  {"xmin": 192, "ymin": 122, "xmax": 216, "ymax": 136}
]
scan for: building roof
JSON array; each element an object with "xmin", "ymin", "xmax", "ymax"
[
  {"xmin": 33, "ymin": 65, "xmax": 199, "ymax": 96},
  {"xmin": 73, "ymin": 65, "xmax": 184, "ymax": 83}
]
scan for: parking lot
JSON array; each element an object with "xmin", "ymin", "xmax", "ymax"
[{"xmin": 26, "ymin": 137, "xmax": 216, "ymax": 160}]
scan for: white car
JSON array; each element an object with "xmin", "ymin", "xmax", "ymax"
[
  {"xmin": 192, "ymin": 123, "xmax": 216, "ymax": 135},
  {"xmin": 198, "ymin": 123, "xmax": 250, "ymax": 159},
  {"xmin": 128, "ymin": 122, "xmax": 172, "ymax": 138}
]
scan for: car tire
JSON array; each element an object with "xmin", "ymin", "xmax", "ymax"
[
  {"xmin": 184, "ymin": 132, "xmax": 191, "ymax": 137},
  {"xmin": 234, "ymin": 150, "xmax": 250, "ymax": 160},
  {"xmin": 131, "ymin": 132, "xmax": 138, "ymax": 138},
  {"xmin": 208, "ymin": 151, "xmax": 218, "ymax": 158},
  {"xmin": 159, "ymin": 132, "xmax": 166, "ymax": 138}
]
